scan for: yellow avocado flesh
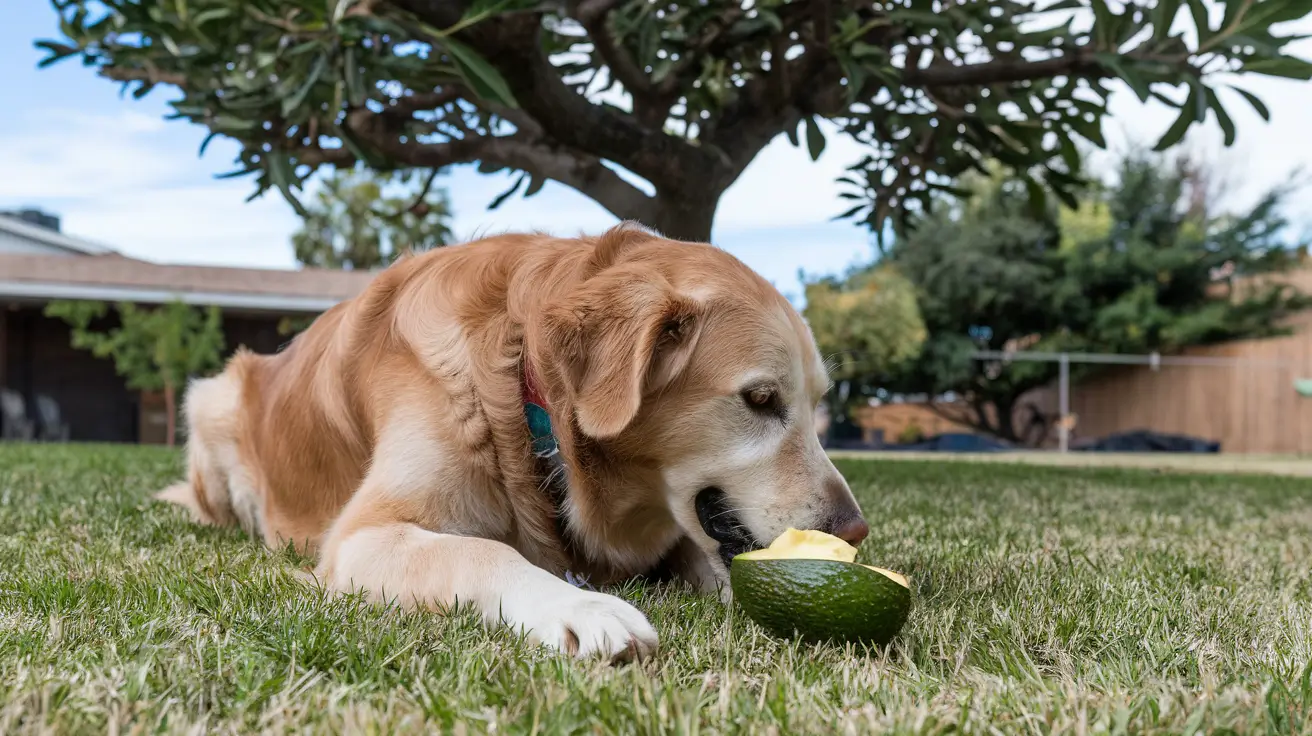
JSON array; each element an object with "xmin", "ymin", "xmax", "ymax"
[{"xmin": 735, "ymin": 528, "xmax": 910, "ymax": 589}]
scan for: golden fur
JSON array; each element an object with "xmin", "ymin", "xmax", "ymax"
[{"xmin": 160, "ymin": 224, "xmax": 867, "ymax": 660}]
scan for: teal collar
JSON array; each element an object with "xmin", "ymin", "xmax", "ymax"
[{"xmin": 521, "ymin": 359, "xmax": 573, "ymax": 550}]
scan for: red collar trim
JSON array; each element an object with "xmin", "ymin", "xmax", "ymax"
[{"xmin": 522, "ymin": 356, "xmax": 548, "ymax": 409}]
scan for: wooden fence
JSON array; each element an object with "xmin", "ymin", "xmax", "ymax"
[{"xmin": 1024, "ymin": 313, "xmax": 1312, "ymax": 454}]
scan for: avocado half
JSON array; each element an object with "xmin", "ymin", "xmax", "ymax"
[{"xmin": 730, "ymin": 528, "xmax": 911, "ymax": 646}]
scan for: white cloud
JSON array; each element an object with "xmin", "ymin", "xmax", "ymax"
[
  {"xmin": 0, "ymin": 108, "xmax": 301, "ymax": 267},
  {"xmin": 0, "ymin": 109, "xmax": 183, "ymax": 199},
  {"xmin": 64, "ymin": 185, "xmax": 300, "ymax": 269}
]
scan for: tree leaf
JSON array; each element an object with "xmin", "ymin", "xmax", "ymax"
[
  {"xmin": 489, "ymin": 173, "xmax": 526, "ymax": 210},
  {"xmin": 1220, "ymin": 0, "xmax": 1246, "ymax": 37},
  {"xmin": 216, "ymin": 165, "xmax": 258, "ymax": 180},
  {"xmin": 1185, "ymin": 0, "xmax": 1213, "ymax": 44},
  {"xmin": 1070, "ymin": 117, "xmax": 1107, "ymax": 149},
  {"xmin": 1242, "ymin": 57, "xmax": 1312, "ymax": 80},
  {"xmin": 443, "ymin": 37, "xmax": 519, "ymax": 108},
  {"xmin": 1059, "ymin": 135, "xmax": 1082, "ymax": 171},
  {"xmin": 1151, "ymin": 0, "xmax": 1182, "ymax": 40},
  {"xmin": 524, "ymin": 174, "xmax": 545, "ymax": 198},
  {"xmin": 343, "ymin": 47, "xmax": 366, "ymax": 106},
  {"xmin": 192, "ymin": 7, "xmax": 234, "ymax": 27},
  {"xmin": 833, "ymin": 203, "xmax": 866, "ymax": 220},
  {"xmin": 805, "ymin": 116, "xmax": 826, "ymax": 161},
  {"xmin": 1205, "ymin": 88, "xmax": 1237, "ymax": 146},
  {"xmin": 1023, "ymin": 175, "xmax": 1046, "ymax": 218},
  {"xmin": 1090, "ymin": 0, "xmax": 1116, "ymax": 49},
  {"xmin": 1154, "ymin": 95, "xmax": 1196, "ymax": 150},
  {"xmin": 785, "ymin": 119, "xmax": 801, "ymax": 147},
  {"xmin": 267, "ymin": 155, "xmax": 308, "ymax": 216},
  {"xmin": 1238, "ymin": 0, "xmax": 1312, "ymax": 29},
  {"xmin": 33, "ymin": 40, "xmax": 78, "ymax": 68},
  {"xmin": 1097, "ymin": 53, "xmax": 1150, "ymax": 102},
  {"xmin": 1229, "ymin": 85, "xmax": 1270, "ymax": 121},
  {"xmin": 282, "ymin": 53, "xmax": 327, "ymax": 117},
  {"xmin": 1180, "ymin": 76, "xmax": 1209, "ymax": 123},
  {"xmin": 1050, "ymin": 177, "xmax": 1081, "ymax": 210},
  {"xmin": 198, "ymin": 131, "xmax": 219, "ymax": 157}
]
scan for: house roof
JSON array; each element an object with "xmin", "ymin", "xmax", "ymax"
[
  {"xmin": 0, "ymin": 215, "xmax": 115, "ymax": 256},
  {"xmin": 0, "ymin": 252, "xmax": 376, "ymax": 314}
]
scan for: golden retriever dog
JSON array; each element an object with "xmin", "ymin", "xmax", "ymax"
[{"xmin": 158, "ymin": 223, "xmax": 868, "ymax": 661}]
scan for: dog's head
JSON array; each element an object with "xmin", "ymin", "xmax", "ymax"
[{"xmin": 535, "ymin": 227, "xmax": 866, "ymax": 584}]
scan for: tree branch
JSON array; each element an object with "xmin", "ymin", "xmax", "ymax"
[
  {"xmin": 408, "ymin": 168, "xmax": 441, "ymax": 211},
  {"xmin": 383, "ymin": 88, "xmax": 465, "ymax": 117},
  {"xmin": 652, "ymin": 6, "xmax": 746, "ymax": 97},
  {"xmin": 304, "ymin": 108, "xmax": 654, "ymax": 221},
  {"xmin": 390, "ymin": 0, "xmax": 720, "ymax": 193},
  {"xmin": 572, "ymin": 0, "xmax": 660, "ymax": 119},
  {"xmin": 901, "ymin": 51, "xmax": 1105, "ymax": 87},
  {"xmin": 709, "ymin": 36, "xmax": 840, "ymax": 179},
  {"xmin": 99, "ymin": 64, "xmax": 188, "ymax": 87}
]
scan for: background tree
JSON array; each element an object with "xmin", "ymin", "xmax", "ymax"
[
  {"xmin": 39, "ymin": 0, "xmax": 1312, "ymax": 243},
  {"xmin": 293, "ymin": 166, "xmax": 454, "ymax": 270},
  {"xmin": 45, "ymin": 300, "xmax": 226, "ymax": 447},
  {"xmin": 803, "ymin": 266, "xmax": 925, "ymax": 431},
  {"xmin": 836, "ymin": 152, "xmax": 1309, "ymax": 443}
]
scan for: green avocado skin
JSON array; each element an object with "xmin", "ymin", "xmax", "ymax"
[{"xmin": 730, "ymin": 559, "xmax": 911, "ymax": 646}]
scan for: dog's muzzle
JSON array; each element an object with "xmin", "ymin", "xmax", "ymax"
[{"xmin": 695, "ymin": 487, "xmax": 762, "ymax": 568}]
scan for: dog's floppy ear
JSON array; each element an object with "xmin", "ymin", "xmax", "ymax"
[{"xmin": 542, "ymin": 266, "xmax": 700, "ymax": 439}]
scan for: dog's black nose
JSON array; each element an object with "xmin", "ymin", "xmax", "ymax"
[{"xmin": 827, "ymin": 515, "xmax": 869, "ymax": 546}]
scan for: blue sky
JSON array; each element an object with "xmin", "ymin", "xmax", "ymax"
[{"xmin": 3, "ymin": 4, "xmax": 1311, "ymax": 303}]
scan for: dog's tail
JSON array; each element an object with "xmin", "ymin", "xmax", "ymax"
[
  {"xmin": 154, "ymin": 481, "xmax": 217, "ymax": 525},
  {"xmin": 153, "ymin": 369, "xmax": 246, "ymax": 527}
]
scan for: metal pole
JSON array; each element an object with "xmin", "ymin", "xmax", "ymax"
[{"xmin": 1058, "ymin": 352, "xmax": 1070, "ymax": 454}]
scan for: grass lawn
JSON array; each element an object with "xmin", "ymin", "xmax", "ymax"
[{"xmin": 1, "ymin": 444, "xmax": 1310, "ymax": 734}]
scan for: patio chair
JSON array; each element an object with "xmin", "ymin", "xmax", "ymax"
[
  {"xmin": 1, "ymin": 389, "xmax": 35, "ymax": 441},
  {"xmin": 35, "ymin": 394, "xmax": 71, "ymax": 442}
]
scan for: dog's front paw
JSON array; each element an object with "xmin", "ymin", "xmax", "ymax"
[{"xmin": 510, "ymin": 589, "xmax": 658, "ymax": 662}]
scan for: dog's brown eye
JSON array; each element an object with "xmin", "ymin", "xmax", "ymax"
[{"xmin": 742, "ymin": 386, "xmax": 777, "ymax": 410}]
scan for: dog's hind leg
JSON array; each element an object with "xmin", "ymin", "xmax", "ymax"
[
  {"xmin": 154, "ymin": 482, "xmax": 213, "ymax": 524},
  {"xmin": 155, "ymin": 369, "xmax": 250, "ymax": 530}
]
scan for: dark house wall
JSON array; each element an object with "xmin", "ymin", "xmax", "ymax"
[
  {"xmin": 1, "ymin": 305, "xmax": 297, "ymax": 443},
  {"xmin": 2, "ymin": 307, "xmax": 137, "ymax": 442},
  {"xmin": 224, "ymin": 315, "xmax": 290, "ymax": 356}
]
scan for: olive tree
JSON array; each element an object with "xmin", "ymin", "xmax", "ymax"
[{"xmin": 39, "ymin": 0, "xmax": 1312, "ymax": 241}]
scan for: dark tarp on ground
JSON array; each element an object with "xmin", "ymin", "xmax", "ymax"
[
  {"xmin": 825, "ymin": 433, "xmax": 1012, "ymax": 453},
  {"xmin": 826, "ymin": 428, "xmax": 1221, "ymax": 454},
  {"xmin": 1072, "ymin": 429, "xmax": 1220, "ymax": 453},
  {"xmin": 880, "ymin": 432, "xmax": 1013, "ymax": 453}
]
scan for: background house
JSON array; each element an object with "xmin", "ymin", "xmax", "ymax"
[{"xmin": 0, "ymin": 211, "xmax": 373, "ymax": 444}]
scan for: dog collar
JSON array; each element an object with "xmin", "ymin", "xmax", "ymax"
[
  {"xmin": 521, "ymin": 360, "xmax": 557, "ymax": 459},
  {"xmin": 521, "ymin": 358, "xmax": 579, "ymax": 563}
]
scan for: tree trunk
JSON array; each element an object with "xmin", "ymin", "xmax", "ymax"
[
  {"xmin": 645, "ymin": 195, "xmax": 718, "ymax": 242},
  {"xmin": 991, "ymin": 394, "xmax": 1021, "ymax": 445},
  {"xmin": 164, "ymin": 381, "xmax": 176, "ymax": 448}
]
